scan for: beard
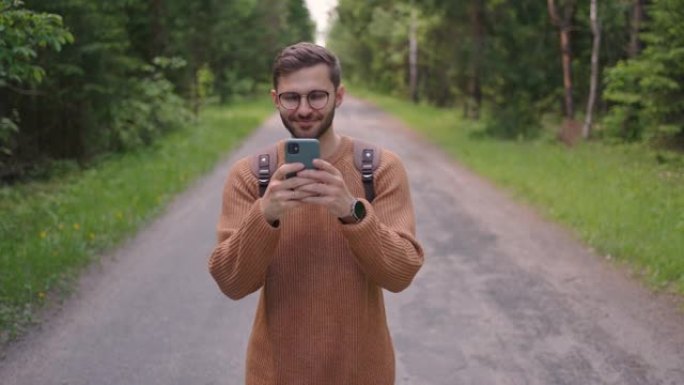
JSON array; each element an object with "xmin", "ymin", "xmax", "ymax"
[{"xmin": 280, "ymin": 106, "xmax": 336, "ymax": 139}]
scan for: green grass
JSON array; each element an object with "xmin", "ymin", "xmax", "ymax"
[
  {"xmin": 0, "ymin": 99, "xmax": 273, "ymax": 344},
  {"xmin": 351, "ymin": 87, "xmax": 684, "ymax": 295}
]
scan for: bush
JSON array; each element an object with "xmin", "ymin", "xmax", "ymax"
[
  {"xmin": 604, "ymin": 0, "xmax": 684, "ymax": 143},
  {"xmin": 109, "ymin": 67, "xmax": 191, "ymax": 151}
]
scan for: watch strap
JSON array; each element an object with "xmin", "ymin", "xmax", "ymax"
[{"xmin": 339, "ymin": 199, "xmax": 364, "ymax": 224}]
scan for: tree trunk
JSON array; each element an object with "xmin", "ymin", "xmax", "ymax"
[
  {"xmin": 583, "ymin": 0, "xmax": 601, "ymax": 139},
  {"xmin": 409, "ymin": 7, "xmax": 418, "ymax": 103},
  {"xmin": 469, "ymin": 0, "xmax": 484, "ymax": 120},
  {"xmin": 548, "ymin": 0, "xmax": 577, "ymax": 120},
  {"xmin": 150, "ymin": 0, "xmax": 166, "ymax": 58},
  {"xmin": 191, "ymin": 68, "xmax": 200, "ymax": 116},
  {"xmin": 628, "ymin": 0, "xmax": 644, "ymax": 58},
  {"xmin": 0, "ymin": 90, "xmax": 6, "ymax": 125},
  {"xmin": 560, "ymin": 29, "xmax": 574, "ymax": 119}
]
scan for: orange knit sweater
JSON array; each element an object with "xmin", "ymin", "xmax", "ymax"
[{"xmin": 209, "ymin": 135, "xmax": 424, "ymax": 385}]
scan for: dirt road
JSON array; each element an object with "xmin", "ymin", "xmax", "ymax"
[{"xmin": 1, "ymin": 97, "xmax": 683, "ymax": 384}]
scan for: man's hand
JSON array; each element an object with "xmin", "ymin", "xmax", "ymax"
[
  {"xmin": 295, "ymin": 159, "xmax": 355, "ymax": 218},
  {"xmin": 260, "ymin": 163, "xmax": 318, "ymax": 225}
]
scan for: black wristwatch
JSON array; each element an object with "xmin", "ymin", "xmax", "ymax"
[{"xmin": 339, "ymin": 199, "xmax": 366, "ymax": 224}]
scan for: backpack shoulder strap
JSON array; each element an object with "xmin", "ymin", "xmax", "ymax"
[
  {"xmin": 352, "ymin": 139, "xmax": 381, "ymax": 203},
  {"xmin": 251, "ymin": 140, "xmax": 381, "ymax": 201},
  {"xmin": 250, "ymin": 144, "xmax": 278, "ymax": 197}
]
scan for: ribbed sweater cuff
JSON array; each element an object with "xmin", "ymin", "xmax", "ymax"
[
  {"xmin": 340, "ymin": 199, "xmax": 421, "ymax": 292},
  {"xmin": 211, "ymin": 200, "xmax": 281, "ymax": 299},
  {"xmin": 339, "ymin": 199, "xmax": 376, "ymax": 241},
  {"xmin": 245, "ymin": 199, "xmax": 282, "ymax": 244}
]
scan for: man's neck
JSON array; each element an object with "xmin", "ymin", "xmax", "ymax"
[{"xmin": 318, "ymin": 129, "xmax": 341, "ymax": 160}]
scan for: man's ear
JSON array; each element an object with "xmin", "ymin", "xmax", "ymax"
[
  {"xmin": 271, "ymin": 89, "xmax": 279, "ymax": 107},
  {"xmin": 335, "ymin": 84, "xmax": 346, "ymax": 107}
]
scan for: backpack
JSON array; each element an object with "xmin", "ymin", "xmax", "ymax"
[{"xmin": 250, "ymin": 139, "xmax": 381, "ymax": 203}]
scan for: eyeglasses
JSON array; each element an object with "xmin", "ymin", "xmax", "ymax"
[{"xmin": 278, "ymin": 90, "xmax": 330, "ymax": 110}]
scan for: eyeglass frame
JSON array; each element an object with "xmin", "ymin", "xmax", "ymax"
[{"xmin": 277, "ymin": 90, "xmax": 331, "ymax": 110}]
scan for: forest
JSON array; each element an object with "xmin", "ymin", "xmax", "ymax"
[
  {"xmin": 1, "ymin": 0, "xmax": 313, "ymax": 181},
  {"xmin": 328, "ymin": 0, "xmax": 683, "ymax": 146},
  {"xmin": 1, "ymin": 0, "xmax": 683, "ymax": 176}
]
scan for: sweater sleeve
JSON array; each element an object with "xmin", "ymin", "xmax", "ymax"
[
  {"xmin": 341, "ymin": 150, "xmax": 424, "ymax": 292},
  {"xmin": 208, "ymin": 158, "xmax": 281, "ymax": 300}
]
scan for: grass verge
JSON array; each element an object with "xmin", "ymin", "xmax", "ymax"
[
  {"xmin": 351, "ymin": 88, "xmax": 684, "ymax": 295},
  {"xmin": 0, "ymin": 99, "xmax": 273, "ymax": 345}
]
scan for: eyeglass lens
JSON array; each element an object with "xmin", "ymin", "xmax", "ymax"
[{"xmin": 279, "ymin": 91, "xmax": 329, "ymax": 110}]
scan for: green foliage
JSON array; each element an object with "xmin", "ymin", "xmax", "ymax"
[
  {"xmin": 0, "ymin": 0, "xmax": 73, "ymax": 86},
  {"xmin": 481, "ymin": 0, "xmax": 557, "ymax": 138},
  {"xmin": 604, "ymin": 0, "xmax": 684, "ymax": 142},
  {"xmin": 108, "ymin": 65, "xmax": 192, "ymax": 151},
  {"xmin": 572, "ymin": 0, "xmax": 633, "ymax": 111},
  {"xmin": 328, "ymin": 0, "xmax": 392, "ymax": 88},
  {"xmin": 0, "ymin": 98, "xmax": 273, "ymax": 344},
  {"xmin": 329, "ymin": 0, "xmax": 559, "ymax": 137},
  {"xmin": 0, "ymin": 0, "xmax": 73, "ymax": 160},
  {"xmin": 0, "ymin": 114, "xmax": 19, "ymax": 155},
  {"xmin": 2, "ymin": 0, "xmax": 192, "ymax": 164},
  {"xmin": 0, "ymin": 0, "xmax": 314, "ymax": 180},
  {"xmin": 330, "ymin": 0, "xmax": 432, "ymax": 97},
  {"xmin": 197, "ymin": 63, "xmax": 215, "ymax": 101},
  {"xmin": 484, "ymin": 97, "xmax": 542, "ymax": 139},
  {"xmin": 365, "ymin": 4, "xmax": 435, "ymax": 97},
  {"xmin": 285, "ymin": 0, "xmax": 316, "ymax": 45},
  {"xmin": 330, "ymin": 0, "xmax": 684, "ymax": 145}
]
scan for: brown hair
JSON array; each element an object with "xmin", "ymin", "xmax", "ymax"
[{"xmin": 272, "ymin": 42, "xmax": 341, "ymax": 90}]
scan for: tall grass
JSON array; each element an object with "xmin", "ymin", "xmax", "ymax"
[
  {"xmin": 0, "ymin": 100, "xmax": 273, "ymax": 343},
  {"xmin": 352, "ymin": 88, "xmax": 684, "ymax": 295}
]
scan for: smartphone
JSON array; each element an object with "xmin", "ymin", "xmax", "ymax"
[{"xmin": 284, "ymin": 138, "xmax": 319, "ymax": 177}]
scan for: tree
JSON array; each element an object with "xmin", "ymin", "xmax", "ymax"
[
  {"xmin": 583, "ymin": 0, "xmax": 601, "ymax": 138},
  {"xmin": 0, "ymin": 0, "xmax": 72, "ymax": 162},
  {"xmin": 408, "ymin": 5, "xmax": 418, "ymax": 103},
  {"xmin": 329, "ymin": 0, "xmax": 679, "ymax": 145},
  {"xmin": 467, "ymin": 0, "xmax": 484, "ymax": 119},
  {"xmin": 285, "ymin": 0, "xmax": 315, "ymax": 45},
  {"xmin": 415, "ymin": 0, "xmax": 478, "ymax": 111},
  {"xmin": 605, "ymin": 0, "xmax": 684, "ymax": 142},
  {"xmin": 548, "ymin": 0, "xmax": 578, "ymax": 120},
  {"xmin": 329, "ymin": 0, "xmax": 407, "ymax": 93},
  {"xmin": 628, "ymin": 0, "xmax": 645, "ymax": 58},
  {"xmin": 1, "ymin": 0, "xmax": 315, "ymax": 180}
]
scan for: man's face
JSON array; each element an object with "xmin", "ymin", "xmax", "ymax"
[{"xmin": 272, "ymin": 64, "xmax": 344, "ymax": 139}]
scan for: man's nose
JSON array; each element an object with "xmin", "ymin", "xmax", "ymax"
[{"xmin": 296, "ymin": 95, "xmax": 314, "ymax": 114}]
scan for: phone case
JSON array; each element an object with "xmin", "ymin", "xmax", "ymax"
[{"xmin": 284, "ymin": 139, "xmax": 320, "ymax": 170}]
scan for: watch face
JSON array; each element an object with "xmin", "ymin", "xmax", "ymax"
[{"xmin": 354, "ymin": 200, "xmax": 366, "ymax": 220}]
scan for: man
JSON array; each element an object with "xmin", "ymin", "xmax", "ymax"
[{"xmin": 208, "ymin": 42, "xmax": 424, "ymax": 385}]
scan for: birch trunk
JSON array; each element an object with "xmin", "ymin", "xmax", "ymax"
[
  {"xmin": 409, "ymin": 8, "xmax": 418, "ymax": 103},
  {"xmin": 583, "ymin": 0, "xmax": 601, "ymax": 139}
]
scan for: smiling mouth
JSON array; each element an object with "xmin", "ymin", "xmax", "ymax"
[{"xmin": 297, "ymin": 121, "xmax": 317, "ymax": 128}]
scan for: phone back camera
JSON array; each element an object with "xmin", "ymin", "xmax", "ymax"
[{"xmin": 287, "ymin": 143, "xmax": 300, "ymax": 154}]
